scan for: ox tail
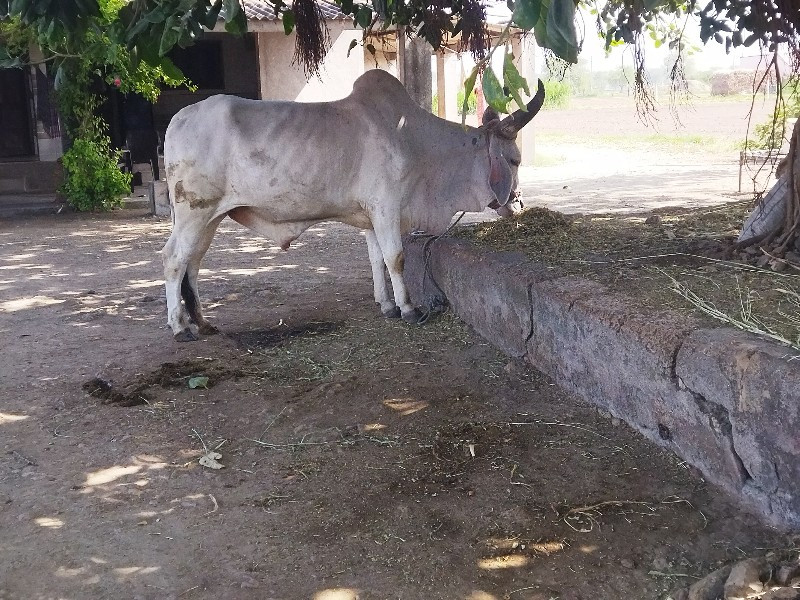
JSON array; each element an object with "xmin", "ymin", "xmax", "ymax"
[{"xmin": 181, "ymin": 272, "xmax": 200, "ymax": 322}]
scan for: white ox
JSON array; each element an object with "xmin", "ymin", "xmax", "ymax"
[{"xmin": 162, "ymin": 69, "xmax": 544, "ymax": 341}]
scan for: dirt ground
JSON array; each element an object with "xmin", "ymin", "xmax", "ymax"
[
  {"xmin": 523, "ymin": 96, "xmax": 777, "ymax": 214},
  {"xmin": 0, "ymin": 209, "xmax": 792, "ymax": 600}
]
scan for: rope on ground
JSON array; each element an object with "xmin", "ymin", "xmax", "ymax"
[{"xmin": 410, "ymin": 211, "xmax": 467, "ymax": 324}]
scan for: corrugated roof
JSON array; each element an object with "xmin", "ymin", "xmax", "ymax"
[
  {"xmin": 242, "ymin": 0, "xmax": 347, "ymax": 21},
  {"xmin": 241, "ymin": 0, "xmax": 510, "ymax": 25}
]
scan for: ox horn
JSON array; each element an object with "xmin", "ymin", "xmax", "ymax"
[{"xmin": 498, "ymin": 79, "xmax": 546, "ymax": 138}]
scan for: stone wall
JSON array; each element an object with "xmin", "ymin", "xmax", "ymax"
[{"xmin": 403, "ymin": 235, "xmax": 800, "ymax": 530}]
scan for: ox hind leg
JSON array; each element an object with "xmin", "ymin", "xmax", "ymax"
[
  {"xmin": 369, "ymin": 221, "xmax": 423, "ymax": 324},
  {"xmin": 163, "ymin": 211, "xmax": 225, "ymax": 341},
  {"xmin": 365, "ymin": 229, "xmax": 400, "ymax": 319}
]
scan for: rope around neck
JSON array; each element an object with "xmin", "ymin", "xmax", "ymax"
[{"xmin": 409, "ymin": 211, "xmax": 467, "ymax": 324}]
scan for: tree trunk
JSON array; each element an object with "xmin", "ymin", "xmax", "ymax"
[{"xmin": 738, "ymin": 117, "xmax": 800, "ymax": 268}]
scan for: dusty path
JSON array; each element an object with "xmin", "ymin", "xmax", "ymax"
[
  {"xmin": 0, "ymin": 211, "xmax": 786, "ymax": 600},
  {"xmin": 519, "ymin": 96, "xmax": 777, "ymax": 214}
]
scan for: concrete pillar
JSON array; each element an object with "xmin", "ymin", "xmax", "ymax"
[
  {"xmin": 436, "ymin": 51, "xmax": 446, "ymax": 117},
  {"xmin": 256, "ymin": 32, "xmax": 269, "ymax": 100},
  {"xmin": 397, "ymin": 29, "xmax": 433, "ymax": 112},
  {"xmin": 512, "ymin": 34, "xmax": 538, "ymax": 166}
]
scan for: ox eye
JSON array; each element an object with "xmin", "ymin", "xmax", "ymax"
[{"xmin": 509, "ymin": 159, "xmax": 520, "ymax": 167}]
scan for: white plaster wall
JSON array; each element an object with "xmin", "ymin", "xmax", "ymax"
[{"xmin": 257, "ymin": 25, "xmax": 365, "ymax": 102}]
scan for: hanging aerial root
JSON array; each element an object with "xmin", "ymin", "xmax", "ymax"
[
  {"xmin": 459, "ymin": 0, "xmax": 490, "ymax": 62},
  {"xmin": 292, "ymin": 0, "xmax": 331, "ymax": 77}
]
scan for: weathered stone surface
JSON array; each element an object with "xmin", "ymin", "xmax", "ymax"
[
  {"xmin": 524, "ymin": 277, "xmax": 750, "ymax": 489},
  {"xmin": 688, "ymin": 565, "xmax": 731, "ymax": 600},
  {"xmin": 150, "ymin": 181, "xmax": 170, "ymax": 217},
  {"xmin": 724, "ymin": 558, "xmax": 768, "ymax": 599},
  {"xmin": 403, "ymin": 236, "xmax": 554, "ymax": 358},
  {"xmin": 676, "ymin": 329, "xmax": 800, "ymax": 528},
  {"xmin": 402, "ymin": 236, "xmax": 800, "ymax": 529}
]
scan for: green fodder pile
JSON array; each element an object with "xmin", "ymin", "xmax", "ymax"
[{"xmin": 457, "ymin": 204, "xmax": 800, "ymax": 351}]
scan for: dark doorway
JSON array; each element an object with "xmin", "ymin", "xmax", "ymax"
[{"xmin": 0, "ymin": 69, "xmax": 35, "ymax": 158}]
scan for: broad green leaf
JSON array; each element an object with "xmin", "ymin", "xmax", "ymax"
[
  {"xmin": 223, "ymin": 0, "xmax": 247, "ymax": 34},
  {"xmin": 188, "ymin": 376, "xmax": 210, "ymax": 389},
  {"xmin": 225, "ymin": 8, "xmax": 247, "ymax": 34},
  {"xmin": 282, "ymin": 10, "xmax": 294, "ymax": 34},
  {"xmin": 143, "ymin": 6, "xmax": 166, "ymax": 23},
  {"xmin": 223, "ymin": 0, "xmax": 240, "ymax": 20},
  {"xmin": 346, "ymin": 38, "xmax": 358, "ymax": 57},
  {"xmin": 159, "ymin": 17, "xmax": 181, "ymax": 56},
  {"xmin": 511, "ymin": 0, "xmax": 544, "ymax": 30},
  {"xmin": 136, "ymin": 27, "xmax": 163, "ymax": 65},
  {"xmin": 127, "ymin": 15, "xmax": 152, "ymax": 39},
  {"xmin": 158, "ymin": 56, "xmax": 184, "ymax": 81},
  {"xmin": 354, "ymin": 6, "xmax": 372, "ymax": 29},
  {"xmin": 536, "ymin": 0, "xmax": 578, "ymax": 63},
  {"xmin": 482, "ymin": 67, "xmax": 509, "ymax": 114},
  {"xmin": 205, "ymin": 0, "xmax": 222, "ymax": 28},
  {"xmin": 532, "ymin": 0, "xmax": 550, "ymax": 49},
  {"xmin": 0, "ymin": 45, "xmax": 22, "ymax": 68},
  {"xmin": 503, "ymin": 52, "xmax": 530, "ymax": 111},
  {"xmin": 643, "ymin": 0, "xmax": 665, "ymax": 9},
  {"xmin": 341, "ymin": 0, "xmax": 354, "ymax": 14}
]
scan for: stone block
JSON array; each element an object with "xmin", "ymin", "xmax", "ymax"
[
  {"xmin": 676, "ymin": 328, "xmax": 800, "ymax": 528},
  {"xmin": 150, "ymin": 181, "xmax": 170, "ymax": 217},
  {"xmin": 403, "ymin": 237, "xmax": 554, "ymax": 358}
]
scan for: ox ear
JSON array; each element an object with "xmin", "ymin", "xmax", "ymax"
[{"xmin": 488, "ymin": 139, "xmax": 513, "ymax": 206}]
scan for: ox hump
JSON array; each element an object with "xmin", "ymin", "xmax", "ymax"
[{"xmin": 351, "ymin": 69, "xmax": 408, "ymax": 102}]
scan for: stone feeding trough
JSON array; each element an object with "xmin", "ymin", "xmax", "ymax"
[{"xmin": 403, "ymin": 213, "xmax": 800, "ymax": 531}]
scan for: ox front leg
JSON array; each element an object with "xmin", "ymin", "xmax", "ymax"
[
  {"xmin": 365, "ymin": 229, "xmax": 400, "ymax": 319},
  {"xmin": 371, "ymin": 224, "xmax": 423, "ymax": 324},
  {"xmin": 163, "ymin": 237, "xmax": 197, "ymax": 342}
]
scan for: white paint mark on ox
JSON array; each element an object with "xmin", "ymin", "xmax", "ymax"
[{"xmin": 162, "ymin": 69, "xmax": 544, "ymax": 341}]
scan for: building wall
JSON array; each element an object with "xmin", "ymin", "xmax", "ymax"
[
  {"xmin": 256, "ymin": 24, "xmax": 365, "ymax": 101},
  {"xmin": 0, "ymin": 45, "xmax": 63, "ymax": 162},
  {"xmin": 153, "ymin": 32, "xmax": 259, "ymax": 134}
]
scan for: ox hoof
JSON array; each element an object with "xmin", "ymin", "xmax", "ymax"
[
  {"xmin": 382, "ymin": 306, "xmax": 402, "ymax": 319},
  {"xmin": 198, "ymin": 322, "xmax": 219, "ymax": 335},
  {"xmin": 401, "ymin": 308, "xmax": 425, "ymax": 325},
  {"xmin": 174, "ymin": 328, "xmax": 199, "ymax": 343}
]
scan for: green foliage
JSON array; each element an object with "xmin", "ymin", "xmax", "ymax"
[
  {"xmin": 513, "ymin": 0, "xmax": 578, "ymax": 63},
  {"xmin": 482, "ymin": 66, "xmax": 508, "ymax": 113},
  {"xmin": 0, "ymin": 16, "xmax": 34, "ymax": 63},
  {"xmin": 543, "ymin": 79, "xmax": 571, "ymax": 109},
  {"xmin": 749, "ymin": 79, "xmax": 800, "ymax": 151},
  {"xmin": 59, "ymin": 137, "xmax": 131, "ymax": 212},
  {"xmin": 477, "ymin": 51, "xmax": 539, "ymax": 117},
  {"xmin": 1, "ymin": 0, "xmax": 187, "ymax": 211},
  {"xmin": 458, "ymin": 88, "xmax": 477, "ymax": 115},
  {"xmin": 431, "ymin": 89, "xmax": 477, "ymax": 115}
]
